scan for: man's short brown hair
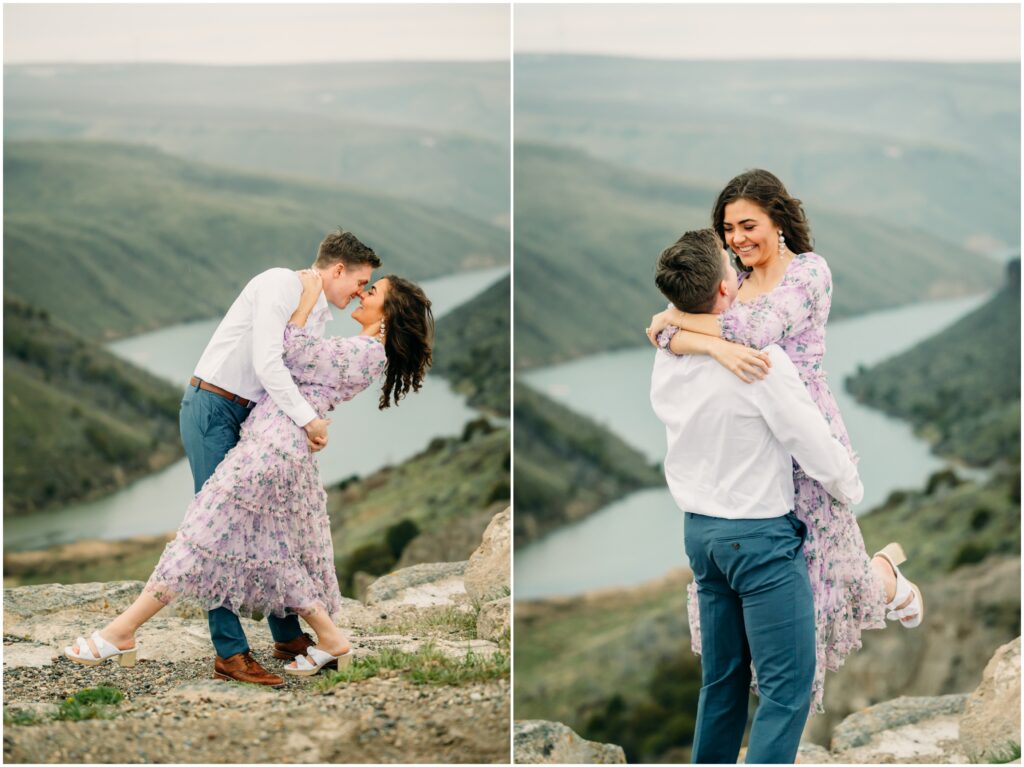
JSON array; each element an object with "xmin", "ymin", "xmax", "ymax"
[
  {"xmin": 315, "ymin": 228, "xmax": 382, "ymax": 270},
  {"xmin": 654, "ymin": 229, "xmax": 725, "ymax": 313}
]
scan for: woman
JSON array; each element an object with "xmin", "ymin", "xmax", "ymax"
[
  {"xmin": 65, "ymin": 271, "xmax": 434, "ymax": 677},
  {"xmin": 646, "ymin": 169, "xmax": 922, "ymax": 712}
]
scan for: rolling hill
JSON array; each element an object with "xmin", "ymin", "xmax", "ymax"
[
  {"xmin": 5, "ymin": 62, "xmax": 510, "ymax": 224},
  {"xmin": 3, "ymin": 296, "xmax": 183, "ymax": 516},
  {"xmin": 432, "ymin": 275, "xmax": 510, "ymax": 416},
  {"xmin": 846, "ymin": 259, "xmax": 1021, "ymax": 467},
  {"xmin": 516, "ymin": 56, "xmax": 1020, "ymax": 250},
  {"xmin": 514, "ymin": 382, "xmax": 662, "ymax": 547},
  {"xmin": 514, "ymin": 142, "xmax": 1000, "ymax": 369},
  {"xmin": 4, "ymin": 140, "xmax": 507, "ymax": 341}
]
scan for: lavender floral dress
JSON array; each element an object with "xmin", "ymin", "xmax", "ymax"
[
  {"xmin": 665, "ymin": 252, "xmax": 886, "ymax": 713},
  {"xmin": 146, "ymin": 324, "xmax": 385, "ymax": 620}
]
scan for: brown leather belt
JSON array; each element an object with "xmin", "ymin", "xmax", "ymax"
[{"xmin": 189, "ymin": 376, "xmax": 256, "ymax": 409}]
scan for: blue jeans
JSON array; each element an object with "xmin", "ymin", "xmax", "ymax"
[
  {"xmin": 179, "ymin": 383, "xmax": 303, "ymax": 658},
  {"xmin": 684, "ymin": 512, "xmax": 816, "ymax": 765}
]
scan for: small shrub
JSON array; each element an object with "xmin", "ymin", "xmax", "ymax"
[
  {"xmin": 385, "ymin": 519, "xmax": 420, "ymax": 560},
  {"xmin": 969, "ymin": 507, "xmax": 993, "ymax": 531},
  {"xmin": 950, "ymin": 541, "xmax": 990, "ymax": 571},
  {"xmin": 55, "ymin": 686, "xmax": 123, "ymax": 722}
]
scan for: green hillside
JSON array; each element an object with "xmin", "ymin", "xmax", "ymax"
[
  {"xmin": 432, "ymin": 275, "xmax": 510, "ymax": 416},
  {"xmin": 516, "ymin": 56, "xmax": 1019, "ymax": 249},
  {"xmin": 514, "ymin": 382, "xmax": 662, "ymax": 547},
  {"xmin": 4, "ymin": 140, "xmax": 507, "ymax": 341},
  {"xmin": 514, "ymin": 142, "xmax": 999, "ymax": 369},
  {"xmin": 3, "ymin": 296, "xmax": 182, "ymax": 516},
  {"xmin": 847, "ymin": 260, "xmax": 1021, "ymax": 467},
  {"xmin": 328, "ymin": 420, "xmax": 509, "ymax": 597}
]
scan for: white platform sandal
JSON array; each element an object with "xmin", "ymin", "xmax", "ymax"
[
  {"xmin": 64, "ymin": 631, "xmax": 138, "ymax": 667},
  {"xmin": 283, "ymin": 646, "xmax": 352, "ymax": 677},
  {"xmin": 874, "ymin": 543, "xmax": 924, "ymax": 629}
]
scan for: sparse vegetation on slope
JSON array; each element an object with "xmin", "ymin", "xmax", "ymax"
[
  {"xmin": 3, "ymin": 296, "xmax": 182, "ymax": 516},
  {"xmin": 432, "ymin": 275, "xmax": 510, "ymax": 416}
]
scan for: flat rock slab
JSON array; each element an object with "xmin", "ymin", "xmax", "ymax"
[
  {"xmin": 3, "ymin": 640, "xmax": 58, "ymax": 668},
  {"xmin": 831, "ymin": 694, "xmax": 968, "ymax": 751}
]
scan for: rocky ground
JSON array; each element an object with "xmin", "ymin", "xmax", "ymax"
[
  {"xmin": 515, "ymin": 637, "xmax": 1021, "ymax": 764},
  {"xmin": 3, "ymin": 511, "xmax": 511, "ymax": 764}
]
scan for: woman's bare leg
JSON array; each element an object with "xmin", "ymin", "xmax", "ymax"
[
  {"xmin": 287, "ymin": 607, "xmax": 350, "ymax": 669},
  {"xmin": 68, "ymin": 590, "xmax": 168, "ymax": 658}
]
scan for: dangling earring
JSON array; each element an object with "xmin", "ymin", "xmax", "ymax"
[
  {"xmin": 377, "ymin": 318, "xmax": 387, "ymax": 343},
  {"xmin": 778, "ymin": 230, "xmax": 787, "ymax": 259}
]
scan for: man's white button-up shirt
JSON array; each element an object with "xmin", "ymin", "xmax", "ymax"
[
  {"xmin": 193, "ymin": 268, "xmax": 332, "ymax": 428},
  {"xmin": 650, "ymin": 344, "xmax": 863, "ymax": 520}
]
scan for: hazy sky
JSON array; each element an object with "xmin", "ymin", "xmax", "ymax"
[
  {"xmin": 515, "ymin": 4, "xmax": 1020, "ymax": 61},
  {"xmin": 4, "ymin": 4, "xmax": 510, "ymax": 64}
]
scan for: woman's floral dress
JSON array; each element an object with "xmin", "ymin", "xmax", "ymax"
[
  {"xmin": 664, "ymin": 251, "xmax": 886, "ymax": 713},
  {"xmin": 146, "ymin": 324, "xmax": 385, "ymax": 620}
]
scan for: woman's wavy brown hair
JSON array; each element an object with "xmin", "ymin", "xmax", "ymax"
[
  {"xmin": 711, "ymin": 169, "xmax": 814, "ymax": 272},
  {"xmin": 378, "ymin": 275, "xmax": 434, "ymax": 409}
]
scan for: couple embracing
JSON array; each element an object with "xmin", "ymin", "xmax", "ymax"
[
  {"xmin": 648, "ymin": 170, "xmax": 924, "ymax": 763},
  {"xmin": 65, "ymin": 229, "xmax": 434, "ymax": 684}
]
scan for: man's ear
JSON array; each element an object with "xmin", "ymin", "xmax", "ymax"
[{"xmin": 719, "ymin": 279, "xmax": 729, "ymax": 296}]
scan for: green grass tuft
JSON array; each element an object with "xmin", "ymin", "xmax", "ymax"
[
  {"xmin": 314, "ymin": 643, "xmax": 509, "ymax": 691},
  {"xmin": 3, "ymin": 707, "xmax": 41, "ymax": 726},
  {"xmin": 54, "ymin": 686, "xmax": 124, "ymax": 722},
  {"xmin": 990, "ymin": 742, "xmax": 1022, "ymax": 764}
]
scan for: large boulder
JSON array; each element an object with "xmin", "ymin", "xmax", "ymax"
[
  {"xmin": 514, "ymin": 720, "xmax": 625, "ymax": 764},
  {"xmin": 464, "ymin": 508, "xmax": 509, "ymax": 604},
  {"xmin": 959, "ymin": 636, "xmax": 1022, "ymax": 762},
  {"xmin": 476, "ymin": 596, "xmax": 510, "ymax": 644},
  {"xmin": 363, "ymin": 562, "xmax": 467, "ymax": 607},
  {"xmin": 826, "ymin": 694, "xmax": 969, "ymax": 763}
]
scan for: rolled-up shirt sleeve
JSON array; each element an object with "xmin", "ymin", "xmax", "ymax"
[
  {"xmin": 753, "ymin": 346, "xmax": 864, "ymax": 506},
  {"xmin": 251, "ymin": 274, "xmax": 319, "ymax": 428}
]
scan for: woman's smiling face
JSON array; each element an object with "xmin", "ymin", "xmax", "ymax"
[
  {"xmin": 722, "ymin": 198, "xmax": 780, "ymax": 268},
  {"xmin": 351, "ymin": 278, "xmax": 390, "ymax": 326}
]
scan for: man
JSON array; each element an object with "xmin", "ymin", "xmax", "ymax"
[
  {"xmin": 183, "ymin": 228, "xmax": 380, "ymax": 685},
  {"xmin": 649, "ymin": 229, "xmax": 863, "ymax": 764}
]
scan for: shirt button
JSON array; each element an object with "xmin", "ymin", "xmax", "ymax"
[{"xmin": 732, "ymin": 543, "xmax": 741, "ymax": 550}]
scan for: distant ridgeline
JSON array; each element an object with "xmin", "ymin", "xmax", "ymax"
[
  {"xmin": 513, "ymin": 143, "xmax": 1001, "ymax": 370},
  {"xmin": 847, "ymin": 259, "xmax": 1021, "ymax": 468},
  {"xmin": 432, "ymin": 275, "xmax": 510, "ymax": 417},
  {"xmin": 514, "ymin": 383, "xmax": 662, "ymax": 547},
  {"xmin": 3, "ymin": 296, "xmax": 182, "ymax": 517}
]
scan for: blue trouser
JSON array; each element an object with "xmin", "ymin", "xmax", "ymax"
[
  {"xmin": 179, "ymin": 383, "xmax": 303, "ymax": 659},
  {"xmin": 684, "ymin": 511, "xmax": 816, "ymax": 765}
]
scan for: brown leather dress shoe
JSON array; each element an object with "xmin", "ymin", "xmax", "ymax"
[
  {"xmin": 272, "ymin": 632, "xmax": 339, "ymax": 670},
  {"xmin": 272, "ymin": 632, "xmax": 316, "ymax": 661},
  {"xmin": 213, "ymin": 651, "xmax": 285, "ymax": 686}
]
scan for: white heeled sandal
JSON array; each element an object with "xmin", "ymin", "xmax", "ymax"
[
  {"xmin": 874, "ymin": 543, "xmax": 924, "ymax": 629},
  {"xmin": 284, "ymin": 645, "xmax": 352, "ymax": 677},
  {"xmin": 64, "ymin": 631, "xmax": 138, "ymax": 667}
]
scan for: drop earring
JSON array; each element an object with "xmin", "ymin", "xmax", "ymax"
[
  {"xmin": 378, "ymin": 318, "xmax": 387, "ymax": 343},
  {"xmin": 778, "ymin": 230, "xmax": 787, "ymax": 259}
]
